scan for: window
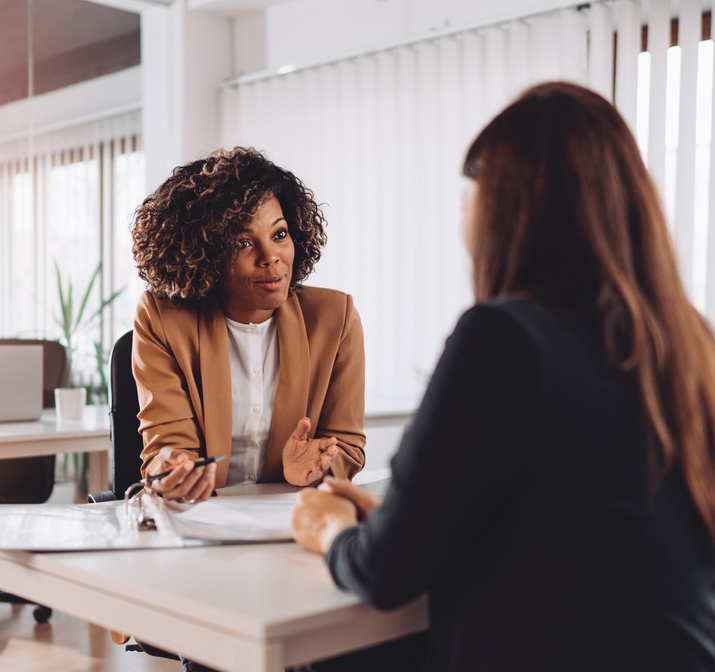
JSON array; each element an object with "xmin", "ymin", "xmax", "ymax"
[{"xmin": 0, "ymin": 114, "xmax": 145, "ymax": 397}]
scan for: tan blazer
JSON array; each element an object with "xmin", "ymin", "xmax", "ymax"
[{"xmin": 132, "ymin": 285, "xmax": 366, "ymax": 485}]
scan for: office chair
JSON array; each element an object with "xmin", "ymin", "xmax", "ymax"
[
  {"xmin": 89, "ymin": 330, "xmax": 143, "ymax": 502},
  {"xmin": 88, "ymin": 331, "xmax": 181, "ymax": 661},
  {"xmin": 0, "ymin": 338, "xmax": 70, "ymax": 623}
]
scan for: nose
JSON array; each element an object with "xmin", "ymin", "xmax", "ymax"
[{"xmin": 257, "ymin": 242, "xmax": 279, "ymax": 267}]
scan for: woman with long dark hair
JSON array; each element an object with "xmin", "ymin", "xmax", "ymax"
[{"xmin": 293, "ymin": 82, "xmax": 715, "ymax": 671}]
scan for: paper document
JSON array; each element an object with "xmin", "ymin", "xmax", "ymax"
[
  {"xmin": 0, "ymin": 479, "xmax": 388, "ymax": 551},
  {"xmin": 153, "ymin": 492, "xmax": 298, "ymax": 542}
]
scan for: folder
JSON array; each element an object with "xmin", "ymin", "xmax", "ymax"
[{"xmin": 0, "ymin": 483, "xmax": 299, "ymax": 551}]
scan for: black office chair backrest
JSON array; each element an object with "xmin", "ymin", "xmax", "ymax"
[
  {"xmin": 108, "ymin": 330, "xmax": 144, "ymax": 499},
  {"xmin": 0, "ymin": 338, "xmax": 70, "ymax": 503}
]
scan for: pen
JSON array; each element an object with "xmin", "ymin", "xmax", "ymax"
[{"xmin": 142, "ymin": 455, "xmax": 226, "ymax": 484}]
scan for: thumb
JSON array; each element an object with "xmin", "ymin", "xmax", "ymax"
[
  {"xmin": 322, "ymin": 477, "xmax": 360, "ymax": 499},
  {"xmin": 293, "ymin": 417, "xmax": 311, "ymax": 441}
]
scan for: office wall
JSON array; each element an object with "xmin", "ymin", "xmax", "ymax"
[
  {"xmin": 261, "ymin": 0, "xmax": 584, "ymax": 74},
  {"xmin": 225, "ymin": 4, "xmax": 602, "ymax": 411}
]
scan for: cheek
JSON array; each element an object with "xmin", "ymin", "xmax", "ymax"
[
  {"xmin": 460, "ymin": 183, "xmax": 478, "ymax": 256},
  {"xmin": 461, "ymin": 215, "xmax": 478, "ymax": 257},
  {"xmin": 285, "ymin": 241, "xmax": 296, "ymax": 268},
  {"xmin": 224, "ymin": 256, "xmax": 250, "ymax": 283}
]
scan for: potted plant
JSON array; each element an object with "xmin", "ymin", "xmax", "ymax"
[{"xmin": 54, "ymin": 260, "xmax": 123, "ymax": 492}]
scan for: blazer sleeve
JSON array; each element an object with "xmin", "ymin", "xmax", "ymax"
[
  {"xmin": 315, "ymin": 294, "xmax": 366, "ymax": 480},
  {"xmin": 325, "ymin": 304, "xmax": 540, "ymax": 608},
  {"xmin": 133, "ymin": 293, "xmax": 205, "ymax": 478}
]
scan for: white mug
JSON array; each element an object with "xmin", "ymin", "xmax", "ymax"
[{"xmin": 54, "ymin": 387, "xmax": 86, "ymax": 421}]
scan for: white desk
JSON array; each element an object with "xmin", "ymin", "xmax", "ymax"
[
  {"xmin": 0, "ymin": 502, "xmax": 428, "ymax": 671},
  {"xmin": 0, "ymin": 405, "xmax": 110, "ymax": 494}
]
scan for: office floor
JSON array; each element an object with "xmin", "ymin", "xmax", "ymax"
[
  {"xmin": 0, "ymin": 481, "xmax": 179, "ymax": 672},
  {"xmin": 0, "ymin": 603, "xmax": 179, "ymax": 671}
]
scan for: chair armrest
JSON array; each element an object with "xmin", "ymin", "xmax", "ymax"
[{"xmin": 87, "ymin": 490, "xmax": 117, "ymax": 503}]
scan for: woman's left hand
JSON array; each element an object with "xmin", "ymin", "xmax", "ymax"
[
  {"xmin": 283, "ymin": 417, "xmax": 338, "ymax": 486},
  {"xmin": 293, "ymin": 487, "xmax": 358, "ymax": 554}
]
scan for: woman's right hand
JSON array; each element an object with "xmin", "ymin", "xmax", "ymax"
[
  {"xmin": 318, "ymin": 477, "xmax": 382, "ymax": 520},
  {"xmin": 145, "ymin": 447, "xmax": 217, "ymax": 503}
]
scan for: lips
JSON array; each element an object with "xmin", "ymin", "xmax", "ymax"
[{"xmin": 254, "ymin": 275, "xmax": 286, "ymax": 291}]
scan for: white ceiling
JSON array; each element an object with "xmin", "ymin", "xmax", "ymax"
[
  {"xmin": 84, "ymin": 0, "xmax": 297, "ymax": 16},
  {"xmin": 188, "ymin": 0, "xmax": 295, "ymax": 14}
]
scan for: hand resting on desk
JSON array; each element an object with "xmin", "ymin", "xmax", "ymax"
[
  {"xmin": 145, "ymin": 447, "xmax": 217, "ymax": 503},
  {"xmin": 293, "ymin": 477, "xmax": 382, "ymax": 554}
]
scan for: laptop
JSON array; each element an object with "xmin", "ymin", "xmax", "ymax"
[{"xmin": 0, "ymin": 344, "xmax": 43, "ymax": 422}]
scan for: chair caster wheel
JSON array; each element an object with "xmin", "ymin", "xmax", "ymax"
[{"xmin": 33, "ymin": 605, "xmax": 52, "ymax": 623}]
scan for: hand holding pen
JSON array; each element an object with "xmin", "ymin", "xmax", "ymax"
[{"xmin": 145, "ymin": 448, "xmax": 225, "ymax": 504}]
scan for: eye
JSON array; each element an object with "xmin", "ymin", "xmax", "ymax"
[
  {"xmin": 236, "ymin": 239, "xmax": 252, "ymax": 250},
  {"xmin": 274, "ymin": 228, "xmax": 290, "ymax": 241}
]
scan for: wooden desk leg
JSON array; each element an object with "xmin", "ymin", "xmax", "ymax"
[{"xmin": 87, "ymin": 450, "xmax": 109, "ymax": 494}]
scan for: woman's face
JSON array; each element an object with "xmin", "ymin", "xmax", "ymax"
[
  {"xmin": 220, "ymin": 196, "xmax": 295, "ymax": 324},
  {"xmin": 461, "ymin": 178, "xmax": 478, "ymax": 257}
]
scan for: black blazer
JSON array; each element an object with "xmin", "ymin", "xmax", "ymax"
[{"xmin": 327, "ymin": 297, "xmax": 715, "ymax": 672}]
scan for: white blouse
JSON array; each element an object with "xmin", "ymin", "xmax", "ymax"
[{"xmin": 224, "ymin": 316, "xmax": 280, "ymax": 486}]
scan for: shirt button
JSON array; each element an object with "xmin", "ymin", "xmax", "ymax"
[
  {"xmin": 253, "ymin": 367, "xmax": 260, "ymax": 374},
  {"xmin": 252, "ymin": 407, "xmax": 260, "ymax": 414},
  {"xmin": 248, "ymin": 474, "xmax": 256, "ymax": 481}
]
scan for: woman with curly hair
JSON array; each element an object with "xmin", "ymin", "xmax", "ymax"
[{"xmin": 130, "ymin": 146, "xmax": 365, "ymax": 504}]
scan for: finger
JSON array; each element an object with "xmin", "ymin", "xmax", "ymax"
[
  {"xmin": 182, "ymin": 466, "xmax": 208, "ymax": 502},
  {"xmin": 316, "ymin": 437, "xmax": 337, "ymax": 454},
  {"xmin": 292, "ymin": 417, "xmax": 311, "ymax": 441},
  {"xmin": 319, "ymin": 477, "xmax": 355, "ymax": 496},
  {"xmin": 318, "ymin": 450, "xmax": 334, "ymax": 471},
  {"xmin": 319, "ymin": 477, "xmax": 377, "ymax": 514},
  {"xmin": 149, "ymin": 460, "xmax": 194, "ymax": 492},
  {"xmin": 307, "ymin": 461, "xmax": 331, "ymax": 485},
  {"xmin": 159, "ymin": 463, "xmax": 207, "ymax": 500},
  {"xmin": 187, "ymin": 477, "xmax": 213, "ymax": 503},
  {"xmin": 184, "ymin": 463, "xmax": 217, "ymax": 503},
  {"xmin": 155, "ymin": 447, "xmax": 189, "ymax": 470}
]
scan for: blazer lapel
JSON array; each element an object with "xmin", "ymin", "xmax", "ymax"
[
  {"xmin": 198, "ymin": 300, "xmax": 232, "ymax": 486},
  {"xmin": 263, "ymin": 294, "xmax": 310, "ymax": 481}
]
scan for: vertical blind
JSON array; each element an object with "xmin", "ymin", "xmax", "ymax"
[
  {"xmin": 0, "ymin": 110, "xmax": 145, "ymax": 388},
  {"xmin": 632, "ymin": 2, "xmax": 715, "ymax": 317},
  {"xmin": 230, "ymin": 5, "xmax": 607, "ymax": 411},
  {"xmin": 228, "ymin": 0, "xmax": 715, "ymax": 411}
]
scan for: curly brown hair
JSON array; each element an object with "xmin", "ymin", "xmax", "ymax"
[{"xmin": 131, "ymin": 147, "xmax": 327, "ymax": 307}]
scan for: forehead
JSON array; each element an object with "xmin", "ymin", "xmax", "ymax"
[{"xmin": 238, "ymin": 196, "xmax": 284, "ymax": 232}]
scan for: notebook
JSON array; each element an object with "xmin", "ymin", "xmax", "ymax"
[{"xmin": 0, "ymin": 344, "xmax": 43, "ymax": 422}]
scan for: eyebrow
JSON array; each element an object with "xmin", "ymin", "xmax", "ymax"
[{"xmin": 239, "ymin": 217, "xmax": 287, "ymax": 234}]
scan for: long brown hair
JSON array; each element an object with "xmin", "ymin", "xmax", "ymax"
[{"xmin": 463, "ymin": 81, "xmax": 715, "ymax": 541}]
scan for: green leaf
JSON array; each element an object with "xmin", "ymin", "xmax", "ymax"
[
  {"xmin": 93, "ymin": 340, "xmax": 109, "ymax": 402},
  {"xmin": 72, "ymin": 263, "xmax": 101, "ymax": 334},
  {"xmin": 55, "ymin": 262, "xmax": 73, "ymax": 346},
  {"xmin": 85, "ymin": 287, "xmax": 124, "ymax": 327},
  {"xmin": 53, "ymin": 258, "xmax": 125, "ymax": 393}
]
